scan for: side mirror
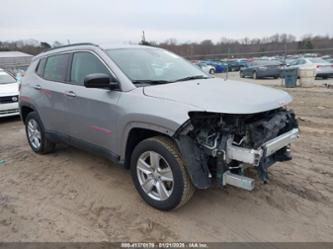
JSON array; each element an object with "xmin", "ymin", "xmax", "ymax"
[{"xmin": 84, "ymin": 73, "xmax": 118, "ymax": 89}]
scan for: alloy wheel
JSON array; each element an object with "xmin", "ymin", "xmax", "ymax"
[
  {"xmin": 136, "ymin": 151, "xmax": 174, "ymax": 201},
  {"xmin": 27, "ymin": 119, "xmax": 42, "ymax": 150}
]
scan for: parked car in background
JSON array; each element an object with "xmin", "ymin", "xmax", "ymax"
[
  {"xmin": 203, "ymin": 60, "xmax": 227, "ymax": 73},
  {"xmin": 288, "ymin": 57, "xmax": 333, "ymax": 79},
  {"xmin": 224, "ymin": 60, "xmax": 242, "ymax": 72},
  {"xmin": 326, "ymin": 58, "xmax": 333, "ymax": 64},
  {"xmin": 240, "ymin": 60, "xmax": 281, "ymax": 79},
  {"xmin": 195, "ymin": 62, "xmax": 216, "ymax": 74},
  {"xmin": 0, "ymin": 69, "xmax": 19, "ymax": 117}
]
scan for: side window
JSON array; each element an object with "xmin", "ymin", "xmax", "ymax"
[
  {"xmin": 70, "ymin": 52, "xmax": 110, "ymax": 85},
  {"xmin": 297, "ymin": 59, "xmax": 305, "ymax": 65},
  {"xmin": 36, "ymin": 58, "xmax": 46, "ymax": 77},
  {"xmin": 44, "ymin": 54, "xmax": 71, "ymax": 82}
]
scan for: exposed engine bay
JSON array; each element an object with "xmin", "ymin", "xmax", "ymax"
[{"xmin": 175, "ymin": 108, "xmax": 299, "ymax": 190}]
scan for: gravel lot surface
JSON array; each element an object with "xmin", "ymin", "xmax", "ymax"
[{"xmin": 0, "ymin": 73, "xmax": 332, "ymax": 242}]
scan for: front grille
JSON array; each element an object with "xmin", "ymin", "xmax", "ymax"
[
  {"xmin": 0, "ymin": 109, "xmax": 19, "ymax": 115},
  {"xmin": 0, "ymin": 95, "xmax": 19, "ymax": 104}
]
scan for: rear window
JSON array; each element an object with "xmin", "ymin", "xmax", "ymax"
[
  {"xmin": 43, "ymin": 54, "xmax": 71, "ymax": 82},
  {"xmin": 0, "ymin": 71, "xmax": 16, "ymax": 84}
]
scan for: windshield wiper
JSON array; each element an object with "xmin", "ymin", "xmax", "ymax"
[
  {"xmin": 132, "ymin": 80, "xmax": 172, "ymax": 85},
  {"xmin": 172, "ymin": 75, "xmax": 210, "ymax": 82}
]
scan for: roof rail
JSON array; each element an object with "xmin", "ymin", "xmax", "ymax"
[{"xmin": 45, "ymin": 43, "xmax": 99, "ymax": 52}]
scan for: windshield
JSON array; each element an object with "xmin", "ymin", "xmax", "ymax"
[
  {"xmin": 106, "ymin": 48, "xmax": 208, "ymax": 84},
  {"xmin": 255, "ymin": 60, "xmax": 281, "ymax": 66},
  {"xmin": 0, "ymin": 71, "xmax": 17, "ymax": 84},
  {"xmin": 308, "ymin": 58, "xmax": 327, "ymax": 63}
]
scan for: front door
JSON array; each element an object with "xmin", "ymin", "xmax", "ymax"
[{"xmin": 63, "ymin": 51, "xmax": 121, "ymax": 154}]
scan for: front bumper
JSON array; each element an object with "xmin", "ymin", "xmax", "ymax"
[
  {"xmin": 226, "ymin": 128, "xmax": 299, "ymax": 166},
  {"xmin": 0, "ymin": 102, "xmax": 20, "ymax": 118},
  {"xmin": 222, "ymin": 128, "xmax": 299, "ymax": 190}
]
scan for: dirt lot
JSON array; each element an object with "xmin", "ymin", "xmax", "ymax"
[{"xmin": 0, "ymin": 74, "xmax": 332, "ymax": 242}]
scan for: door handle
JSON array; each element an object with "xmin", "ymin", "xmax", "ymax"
[
  {"xmin": 65, "ymin": 91, "xmax": 76, "ymax": 97},
  {"xmin": 33, "ymin": 85, "xmax": 41, "ymax": 90}
]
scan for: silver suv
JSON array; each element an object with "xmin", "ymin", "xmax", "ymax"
[{"xmin": 20, "ymin": 43, "xmax": 299, "ymax": 210}]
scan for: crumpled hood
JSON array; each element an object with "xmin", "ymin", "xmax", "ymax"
[
  {"xmin": 0, "ymin": 83, "xmax": 19, "ymax": 97},
  {"xmin": 143, "ymin": 78, "xmax": 292, "ymax": 114}
]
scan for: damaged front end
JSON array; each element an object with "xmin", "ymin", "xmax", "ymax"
[{"xmin": 174, "ymin": 108, "xmax": 299, "ymax": 190}]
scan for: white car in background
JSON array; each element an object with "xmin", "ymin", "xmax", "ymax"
[
  {"xmin": 288, "ymin": 57, "xmax": 333, "ymax": 79},
  {"xmin": 195, "ymin": 62, "xmax": 216, "ymax": 74},
  {"xmin": 0, "ymin": 69, "xmax": 19, "ymax": 117}
]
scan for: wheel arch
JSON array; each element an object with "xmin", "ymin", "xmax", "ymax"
[
  {"xmin": 20, "ymin": 102, "xmax": 39, "ymax": 124},
  {"xmin": 122, "ymin": 124, "xmax": 175, "ymax": 169}
]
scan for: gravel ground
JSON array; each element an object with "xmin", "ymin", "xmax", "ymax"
[{"xmin": 0, "ymin": 74, "xmax": 332, "ymax": 242}]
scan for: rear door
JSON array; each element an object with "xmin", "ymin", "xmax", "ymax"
[
  {"xmin": 243, "ymin": 62, "xmax": 255, "ymax": 76},
  {"xmin": 64, "ymin": 51, "xmax": 121, "ymax": 153},
  {"xmin": 35, "ymin": 53, "xmax": 71, "ymax": 134}
]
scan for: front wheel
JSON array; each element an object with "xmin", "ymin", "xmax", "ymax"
[
  {"xmin": 209, "ymin": 68, "xmax": 215, "ymax": 74},
  {"xmin": 131, "ymin": 136, "xmax": 194, "ymax": 210}
]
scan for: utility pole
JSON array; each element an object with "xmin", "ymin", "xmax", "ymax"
[
  {"xmin": 142, "ymin": 30, "xmax": 146, "ymax": 43},
  {"xmin": 225, "ymin": 47, "xmax": 230, "ymax": 81}
]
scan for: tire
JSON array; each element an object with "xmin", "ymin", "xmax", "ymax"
[
  {"xmin": 240, "ymin": 71, "xmax": 245, "ymax": 78},
  {"xmin": 253, "ymin": 71, "xmax": 258, "ymax": 79},
  {"xmin": 209, "ymin": 68, "xmax": 215, "ymax": 75},
  {"xmin": 25, "ymin": 112, "xmax": 55, "ymax": 154},
  {"xmin": 130, "ymin": 136, "xmax": 194, "ymax": 211}
]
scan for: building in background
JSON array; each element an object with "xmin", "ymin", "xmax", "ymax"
[{"xmin": 0, "ymin": 51, "xmax": 33, "ymax": 75}]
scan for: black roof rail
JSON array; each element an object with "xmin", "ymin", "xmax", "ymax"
[{"xmin": 45, "ymin": 43, "xmax": 99, "ymax": 52}]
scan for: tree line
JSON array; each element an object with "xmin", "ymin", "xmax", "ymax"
[
  {"xmin": 1, "ymin": 34, "xmax": 333, "ymax": 58},
  {"xmin": 144, "ymin": 34, "xmax": 333, "ymax": 59}
]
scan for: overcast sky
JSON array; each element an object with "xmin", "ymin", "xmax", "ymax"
[{"xmin": 1, "ymin": 0, "xmax": 332, "ymax": 44}]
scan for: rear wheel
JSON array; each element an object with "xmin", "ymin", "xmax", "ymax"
[
  {"xmin": 25, "ymin": 112, "xmax": 55, "ymax": 154},
  {"xmin": 209, "ymin": 68, "xmax": 215, "ymax": 75},
  {"xmin": 131, "ymin": 136, "xmax": 194, "ymax": 210},
  {"xmin": 240, "ymin": 71, "xmax": 245, "ymax": 78}
]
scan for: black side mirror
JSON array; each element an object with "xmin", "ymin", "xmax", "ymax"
[{"xmin": 84, "ymin": 73, "xmax": 118, "ymax": 89}]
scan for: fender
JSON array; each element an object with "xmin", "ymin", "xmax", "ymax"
[
  {"xmin": 19, "ymin": 99, "xmax": 39, "ymax": 123},
  {"xmin": 174, "ymin": 121, "xmax": 212, "ymax": 190},
  {"xmin": 119, "ymin": 121, "xmax": 174, "ymax": 162}
]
